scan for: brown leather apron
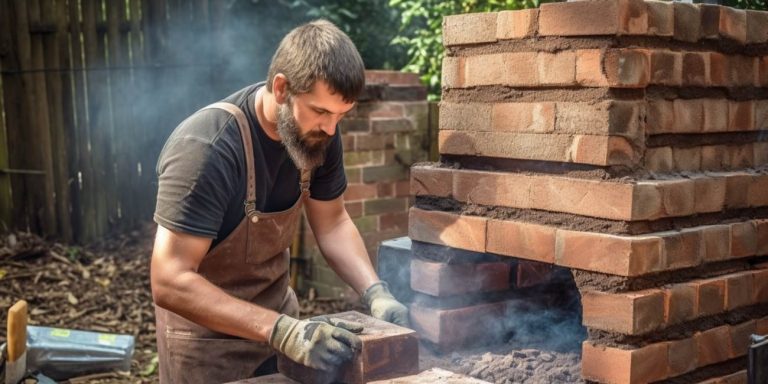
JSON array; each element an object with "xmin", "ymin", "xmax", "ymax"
[{"xmin": 154, "ymin": 101, "xmax": 308, "ymax": 384}]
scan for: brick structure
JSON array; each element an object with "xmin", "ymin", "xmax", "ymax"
[
  {"xmin": 299, "ymin": 71, "xmax": 429, "ymax": 298},
  {"xmin": 409, "ymin": 1, "xmax": 768, "ymax": 383}
]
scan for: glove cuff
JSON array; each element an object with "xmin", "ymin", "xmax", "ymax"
[
  {"xmin": 362, "ymin": 281, "xmax": 394, "ymax": 307},
  {"xmin": 268, "ymin": 314, "xmax": 299, "ymax": 352}
]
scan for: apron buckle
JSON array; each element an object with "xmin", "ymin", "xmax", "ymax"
[{"xmin": 244, "ymin": 200, "xmax": 259, "ymax": 223}]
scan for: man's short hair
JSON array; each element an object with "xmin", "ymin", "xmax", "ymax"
[{"xmin": 266, "ymin": 20, "xmax": 365, "ymax": 103}]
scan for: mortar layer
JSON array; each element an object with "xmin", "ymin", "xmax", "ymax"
[
  {"xmin": 446, "ymin": 36, "xmax": 768, "ymax": 57},
  {"xmin": 415, "ymin": 196, "xmax": 768, "ymax": 236}
]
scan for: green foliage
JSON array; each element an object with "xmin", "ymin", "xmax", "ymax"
[
  {"xmin": 722, "ymin": 0, "xmax": 768, "ymax": 10},
  {"xmin": 389, "ymin": 0, "xmax": 541, "ymax": 100},
  {"xmin": 283, "ymin": 0, "xmax": 410, "ymax": 70}
]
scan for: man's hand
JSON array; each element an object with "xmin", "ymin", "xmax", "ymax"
[
  {"xmin": 269, "ymin": 314, "xmax": 363, "ymax": 371},
  {"xmin": 362, "ymin": 282, "xmax": 410, "ymax": 328}
]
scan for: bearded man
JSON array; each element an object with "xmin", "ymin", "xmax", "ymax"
[{"xmin": 150, "ymin": 20, "xmax": 409, "ymax": 384}]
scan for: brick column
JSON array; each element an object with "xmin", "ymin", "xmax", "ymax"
[
  {"xmin": 300, "ymin": 71, "xmax": 429, "ymax": 298},
  {"xmin": 409, "ymin": 1, "xmax": 768, "ymax": 382}
]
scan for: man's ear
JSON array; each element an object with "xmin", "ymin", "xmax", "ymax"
[{"xmin": 272, "ymin": 74, "xmax": 289, "ymax": 104}]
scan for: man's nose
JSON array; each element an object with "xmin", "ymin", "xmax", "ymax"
[{"xmin": 320, "ymin": 115, "xmax": 340, "ymax": 136}]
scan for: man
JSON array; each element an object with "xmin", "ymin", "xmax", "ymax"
[{"xmin": 150, "ymin": 20, "xmax": 409, "ymax": 384}]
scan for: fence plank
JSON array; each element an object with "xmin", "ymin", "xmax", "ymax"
[
  {"xmin": 41, "ymin": 0, "xmax": 73, "ymax": 241},
  {"xmin": 0, "ymin": 0, "xmax": 17, "ymax": 229},
  {"xmin": 82, "ymin": 0, "xmax": 113, "ymax": 236}
]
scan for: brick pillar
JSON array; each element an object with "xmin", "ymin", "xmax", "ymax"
[
  {"xmin": 409, "ymin": 1, "xmax": 768, "ymax": 382},
  {"xmin": 300, "ymin": 71, "xmax": 429, "ymax": 299}
]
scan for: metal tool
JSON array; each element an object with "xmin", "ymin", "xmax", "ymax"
[
  {"xmin": 4, "ymin": 300, "xmax": 27, "ymax": 384},
  {"xmin": 749, "ymin": 333, "xmax": 768, "ymax": 384}
]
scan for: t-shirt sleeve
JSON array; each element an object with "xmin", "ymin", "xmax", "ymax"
[
  {"xmin": 154, "ymin": 121, "xmax": 240, "ymax": 238},
  {"xmin": 309, "ymin": 130, "xmax": 347, "ymax": 201}
]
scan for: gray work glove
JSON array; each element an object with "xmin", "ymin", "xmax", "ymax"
[
  {"xmin": 269, "ymin": 314, "xmax": 363, "ymax": 372},
  {"xmin": 362, "ymin": 281, "xmax": 410, "ymax": 328}
]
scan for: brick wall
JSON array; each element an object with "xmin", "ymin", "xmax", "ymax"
[
  {"xmin": 298, "ymin": 71, "xmax": 429, "ymax": 299},
  {"xmin": 409, "ymin": 1, "xmax": 768, "ymax": 383}
]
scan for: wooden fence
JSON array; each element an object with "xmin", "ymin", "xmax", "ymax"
[{"xmin": 0, "ymin": 0, "xmax": 225, "ymax": 242}]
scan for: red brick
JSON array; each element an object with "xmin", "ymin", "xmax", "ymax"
[
  {"xmin": 719, "ymin": 6, "xmax": 748, "ymax": 44},
  {"xmin": 643, "ymin": 147, "xmax": 674, "ymax": 173},
  {"xmin": 516, "ymin": 261, "xmax": 552, "ymax": 288},
  {"xmin": 700, "ymin": 4, "xmax": 722, "ymax": 39},
  {"xmin": 674, "ymin": 98, "xmax": 705, "ymax": 133},
  {"xmin": 757, "ymin": 219, "xmax": 768, "ymax": 255},
  {"xmin": 410, "ymin": 165, "xmax": 452, "ymax": 198},
  {"xmin": 755, "ymin": 142, "xmax": 768, "ymax": 167},
  {"xmin": 682, "ymin": 52, "xmax": 710, "ymax": 86},
  {"xmin": 503, "ymin": 52, "xmax": 539, "ymax": 86},
  {"xmin": 698, "ymin": 371, "xmax": 748, "ymax": 384},
  {"xmin": 726, "ymin": 272, "xmax": 754, "ymax": 310},
  {"xmin": 647, "ymin": 0, "xmax": 674, "ymax": 37},
  {"xmin": 555, "ymin": 230, "xmax": 663, "ymax": 276},
  {"xmin": 441, "ymin": 57, "xmax": 464, "ymax": 88},
  {"xmin": 582, "ymin": 289, "xmax": 665, "ymax": 335},
  {"xmin": 732, "ymin": 55, "xmax": 758, "ymax": 87},
  {"xmin": 665, "ymin": 283, "xmax": 698, "ymax": 325},
  {"xmin": 410, "ymin": 258, "xmax": 510, "ymax": 296},
  {"xmin": 492, "ymin": 102, "xmax": 555, "ymax": 133},
  {"xmin": 647, "ymin": 99, "xmax": 674, "ymax": 134},
  {"xmin": 277, "ymin": 311, "xmax": 419, "ymax": 384},
  {"xmin": 439, "ymin": 102, "xmax": 491, "ymax": 132},
  {"xmin": 368, "ymin": 368, "xmax": 492, "ymax": 384},
  {"xmin": 464, "ymin": 54, "xmax": 506, "ymax": 87},
  {"xmin": 355, "ymin": 103, "xmax": 405, "ymax": 119},
  {"xmin": 379, "ymin": 212, "xmax": 408, "ymax": 233},
  {"xmin": 753, "ymin": 269, "xmax": 768, "ymax": 304},
  {"xmin": 452, "ymin": 170, "xmax": 534, "ymax": 209},
  {"xmin": 674, "ymin": 3, "xmax": 702, "ymax": 43},
  {"xmin": 760, "ymin": 56, "xmax": 768, "ymax": 87},
  {"xmin": 731, "ymin": 221, "xmax": 758, "ymax": 258},
  {"xmin": 650, "ymin": 50, "xmax": 682, "ymax": 86},
  {"xmin": 576, "ymin": 49, "xmax": 609, "ymax": 87},
  {"xmin": 723, "ymin": 171, "xmax": 753, "ymax": 208},
  {"xmin": 603, "ymin": 49, "xmax": 650, "ymax": 88},
  {"xmin": 365, "ymin": 71, "xmax": 420, "ymax": 86},
  {"xmin": 661, "ymin": 229, "xmax": 702, "ymax": 270},
  {"xmin": 756, "ymin": 100, "xmax": 768, "ymax": 131},
  {"xmin": 747, "ymin": 174, "xmax": 768, "ymax": 207},
  {"xmin": 532, "ymin": 176, "xmax": 636, "ymax": 221},
  {"xmin": 701, "ymin": 145, "xmax": 730, "ymax": 170},
  {"xmin": 408, "ymin": 208, "xmax": 487, "ymax": 253},
  {"xmin": 697, "ymin": 278, "xmax": 726, "ymax": 317},
  {"xmin": 496, "ymin": 9, "xmax": 538, "ymax": 40},
  {"xmin": 707, "ymin": 52, "xmax": 728, "ymax": 86},
  {"xmin": 568, "ymin": 135, "xmax": 639, "ymax": 166},
  {"xmin": 487, "ymin": 220, "xmax": 555, "ymax": 263},
  {"xmin": 345, "ymin": 183, "xmax": 379, "ymax": 202},
  {"xmin": 696, "ymin": 325, "xmax": 733, "ymax": 367},
  {"xmin": 730, "ymin": 144, "xmax": 754, "ymax": 169},
  {"xmin": 538, "ymin": 51, "xmax": 576, "ymax": 86},
  {"xmin": 442, "ymin": 12, "xmax": 497, "ymax": 46},
  {"xmin": 658, "ymin": 179, "xmax": 696, "ymax": 217},
  {"xmin": 409, "ymin": 300, "xmax": 510, "ymax": 347},
  {"xmin": 702, "ymin": 98, "xmax": 729, "ymax": 133},
  {"xmin": 668, "ymin": 337, "xmax": 699, "ymax": 377},
  {"xmin": 672, "ymin": 147, "xmax": 702, "ymax": 171},
  {"xmin": 729, "ymin": 100, "xmax": 755, "ymax": 132},
  {"xmin": 556, "ymin": 101, "xmax": 643, "ymax": 138},
  {"xmin": 394, "ymin": 180, "xmax": 410, "ymax": 198},
  {"xmin": 730, "ymin": 320, "xmax": 756, "ymax": 358},
  {"xmin": 693, "ymin": 176, "xmax": 726, "ymax": 213},
  {"xmin": 631, "ymin": 182, "xmax": 663, "ymax": 221},
  {"xmin": 702, "ymin": 224, "xmax": 732, "ymax": 262},
  {"xmin": 747, "ymin": 11, "xmax": 768, "ymax": 44},
  {"xmin": 539, "ymin": 1, "xmax": 622, "ymax": 36},
  {"xmin": 439, "ymin": 131, "xmax": 575, "ymax": 163},
  {"xmin": 581, "ymin": 341, "xmax": 669, "ymax": 384}
]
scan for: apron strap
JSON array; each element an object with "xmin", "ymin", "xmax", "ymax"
[
  {"xmin": 299, "ymin": 168, "xmax": 311, "ymax": 195},
  {"xmin": 200, "ymin": 102, "xmax": 257, "ymax": 218}
]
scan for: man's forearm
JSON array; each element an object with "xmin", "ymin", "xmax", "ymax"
[{"xmin": 313, "ymin": 216, "xmax": 379, "ymax": 295}]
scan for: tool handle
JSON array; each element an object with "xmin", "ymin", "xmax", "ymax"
[{"xmin": 7, "ymin": 300, "xmax": 27, "ymax": 362}]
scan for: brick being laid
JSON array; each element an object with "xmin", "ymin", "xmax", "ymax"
[
  {"xmin": 411, "ymin": 165, "xmax": 768, "ymax": 221},
  {"xmin": 409, "ymin": 207, "xmax": 768, "ymax": 277}
]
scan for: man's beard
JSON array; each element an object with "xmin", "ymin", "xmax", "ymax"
[{"xmin": 276, "ymin": 100, "xmax": 331, "ymax": 170}]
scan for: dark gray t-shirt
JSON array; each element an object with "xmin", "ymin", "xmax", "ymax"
[{"xmin": 154, "ymin": 83, "xmax": 347, "ymax": 247}]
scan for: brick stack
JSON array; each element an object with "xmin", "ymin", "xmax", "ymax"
[
  {"xmin": 409, "ymin": 1, "xmax": 768, "ymax": 383},
  {"xmin": 300, "ymin": 71, "xmax": 429, "ymax": 298}
]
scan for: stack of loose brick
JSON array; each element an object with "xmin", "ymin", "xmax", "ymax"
[
  {"xmin": 300, "ymin": 71, "xmax": 429, "ymax": 298},
  {"xmin": 408, "ymin": 1, "xmax": 768, "ymax": 383}
]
